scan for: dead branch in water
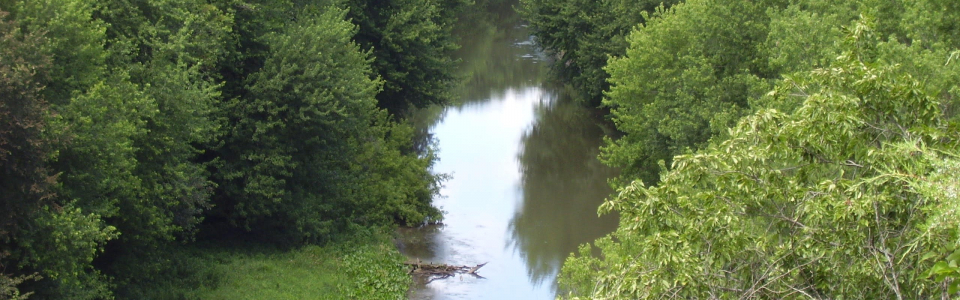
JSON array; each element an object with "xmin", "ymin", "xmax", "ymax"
[{"xmin": 404, "ymin": 260, "xmax": 488, "ymax": 283}]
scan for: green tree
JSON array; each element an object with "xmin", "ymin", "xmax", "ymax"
[
  {"xmin": 101, "ymin": 0, "xmax": 229, "ymax": 247},
  {"xmin": 215, "ymin": 5, "xmax": 440, "ymax": 243},
  {"xmin": 519, "ymin": 0, "xmax": 677, "ymax": 104},
  {"xmin": 901, "ymin": 0, "xmax": 960, "ymax": 50},
  {"xmin": 1, "ymin": 0, "xmax": 448, "ymax": 297},
  {"xmin": 0, "ymin": 9, "xmax": 51, "ymax": 248},
  {"xmin": 2, "ymin": 0, "xmax": 229, "ymax": 296},
  {"xmin": 601, "ymin": 0, "xmax": 776, "ymax": 185},
  {"xmin": 14, "ymin": 206, "xmax": 118, "ymax": 299},
  {"xmin": 760, "ymin": 0, "xmax": 852, "ymax": 78},
  {"xmin": 343, "ymin": 0, "xmax": 465, "ymax": 113},
  {"xmin": 0, "ymin": 11, "xmax": 51, "ymax": 298},
  {"xmin": 7, "ymin": 0, "xmax": 108, "ymax": 104},
  {"xmin": 559, "ymin": 23, "xmax": 960, "ymax": 298},
  {"xmin": 1, "ymin": 270, "xmax": 40, "ymax": 300},
  {"xmin": 38, "ymin": 72, "xmax": 148, "ymax": 298},
  {"xmin": 892, "ymin": 0, "xmax": 960, "ymax": 123},
  {"xmin": 0, "ymin": 8, "xmax": 119, "ymax": 299}
]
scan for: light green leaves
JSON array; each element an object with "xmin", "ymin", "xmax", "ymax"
[
  {"xmin": 601, "ymin": 0, "xmax": 773, "ymax": 186},
  {"xmin": 16, "ymin": 205, "xmax": 117, "ymax": 298},
  {"xmin": 560, "ymin": 16, "xmax": 960, "ymax": 298}
]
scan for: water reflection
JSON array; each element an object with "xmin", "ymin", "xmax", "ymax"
[
  {"xmin": 399, "ymin": 0, "xmax": 618, "ymax": 299},
  {"xmin": 409, "ymin": 0, "xmax": 544, "ymax": 153},
  {"xmin": 510, "ymin": 91, "xmax": 619, "ymax": 290},
  {"xmin": 451, "ymin": 0, "xmax": 545, "ymax": 104},
  {"xmin": 409, "ymin": 88, "xmax": 546, "ymax": 300}
]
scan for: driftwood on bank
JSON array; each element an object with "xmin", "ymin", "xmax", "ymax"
[{"xmin": 404, "ymin": 260, "xmax": 488, "ymax": 283}]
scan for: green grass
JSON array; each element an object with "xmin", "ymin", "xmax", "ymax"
[
  {"xmin": 193, "ymin": 245, "xmax": 346, "ymax": 299},
  {"xmin": 123, "ymin": 231, "xmax": 411, "ymax": 300},
  {"xmin": 198, "ymin": 241, "xmax": 409, "ymax": 300}
]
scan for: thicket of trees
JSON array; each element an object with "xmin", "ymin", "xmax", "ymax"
[
  {"xmin": 0, "ymin": 0, "xmax": 460, "ymax": 298},
  {"xmin": 518, "ymin": 0, "xmax": 680, "ymax": 105},
  {"xmin": 343, "ymin": 0, "xmax": 467, "ymax": 112},
  {"xmin": 524, "ymin": 0, "xmax": 960, "ymax": 298}
]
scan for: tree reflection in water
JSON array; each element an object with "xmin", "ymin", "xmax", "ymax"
[
  {"xmin": 509, "ymin": 90, "xmax": 620, "ymax": 291},
  {"xmin": 402, "ymin": 0, "xmax": 621, "ymax": 297}
]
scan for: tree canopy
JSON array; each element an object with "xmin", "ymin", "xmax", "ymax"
[
  {"xmin": 519, "ymin": 0, "xmax": 678, "ymax": 105},
  {"xmin": 343, "ymin": 0, "xmax": 467, "ymax": 113},
  {"xmin": 537, "ymin": 0, "xmax": 960, "ymax": 298},
  {"xmin": 0, "ymin": 0, "xmax": 457, "ymax": 297},
  {"xmin": 562, "ymin": 29, "xmax": 960, "ymax": 297}
]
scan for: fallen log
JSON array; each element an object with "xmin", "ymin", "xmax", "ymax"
[{"xmin": 404, "ymin": 260, "xmax": 488, "ymax": 282}]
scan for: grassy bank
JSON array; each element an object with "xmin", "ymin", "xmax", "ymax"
[{"xmin": 125, "ymin": 230, "xmax": 410, "ymax": 300}]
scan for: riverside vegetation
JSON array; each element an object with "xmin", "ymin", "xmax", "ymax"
[
  {"xmin": 521, "ymin": 0, "xmax": 960, "ymax": 298},
  {"xmin": 5, "ymin": 0, "xmax": 960, "ymax": 299},
  {"xmin": 0, "ymin": 0, "xmax": 468, "ymax": 298}
]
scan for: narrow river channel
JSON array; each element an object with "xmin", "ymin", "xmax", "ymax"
[{"xmin": 398, "ymin": 2, "xmax": 619, "ymax": 299}]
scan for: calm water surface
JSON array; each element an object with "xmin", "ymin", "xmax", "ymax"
[{"xmin": 399, "ymin": 2, "xmax": 618, "ymax": 299}]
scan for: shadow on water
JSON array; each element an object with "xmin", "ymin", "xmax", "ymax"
[{"xmin": 509, "ymin": 91, "xmax": 619, "ymax": 291}]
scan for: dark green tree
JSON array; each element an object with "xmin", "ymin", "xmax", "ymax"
[
  {"xmin": 343, "ymin": 0, "xmax": 465, "ymax": 113},
  {"xmin": 1, "ymin": 0, "xmax": 229, "ymax": 296},
  {"xmin": 0, "ymin": 9, "xmax": 51, "ymax": 248},
  {"xmin": 9, "ymin": 0, "xmax": 108, "ymax": 104},
  {"xmin": 0, "ymin": 0, "xmax": 450, "ymax": 297},
  {"xmin": 215, "ymin": 5, "xmax": 440, "ymax": 243},
  {"xmin": 0, "ymin": 12, "xmax": 51, "ymax": 298},
  {"xmin": 519, "ymin": 0, "xmax": 678, "ymax": 104}
]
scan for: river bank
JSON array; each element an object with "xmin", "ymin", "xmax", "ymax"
[{"xmin": 123, "ymin": 229, "xmax": 411, "ymax": 300}]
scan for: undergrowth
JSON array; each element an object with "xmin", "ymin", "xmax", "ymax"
[{"xmin": 121, "ymin": 228, "xmax": 410, "ymax": 300}]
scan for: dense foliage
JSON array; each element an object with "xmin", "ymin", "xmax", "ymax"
[
  {"xmin": 214, "ymin": 5, "xmax": 438, "ymax": 244},
  {"xmin": 600, "ymin": 0, "xmax": 779, "ymax": 184},
  {"xmin": 0, "ymin": 10, "xmax": 51, "ymax": 251},
  {"xmin": 518, "ymin": 0, "xmax": 679, "ymax": 104},
  {"xmin": 143, "ymin": 229, "xmax": 410, "ymax": 300},
  {"xmin": 0, "ymin": 0, "xmax": 459, "ymax": 298},
  {"xmin": 523, "ymin": 0, "xmax": 960, "ymax": 298},
  {"xmin": 532, "ymin": 0, "xmax": 960, "ymax": 186},
  {"xmin": 344, "ymin": 0, "xmax": 467, "ymax": 113}
]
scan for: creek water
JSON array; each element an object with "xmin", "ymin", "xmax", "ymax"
[{"xmin": 398, "ymin": 2, "xmax": 619, "ymax": 299}]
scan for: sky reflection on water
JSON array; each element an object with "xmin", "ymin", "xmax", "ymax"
[{"xmin": 400, "ymin": 1, "xmax": 618, "ymax": 299}]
